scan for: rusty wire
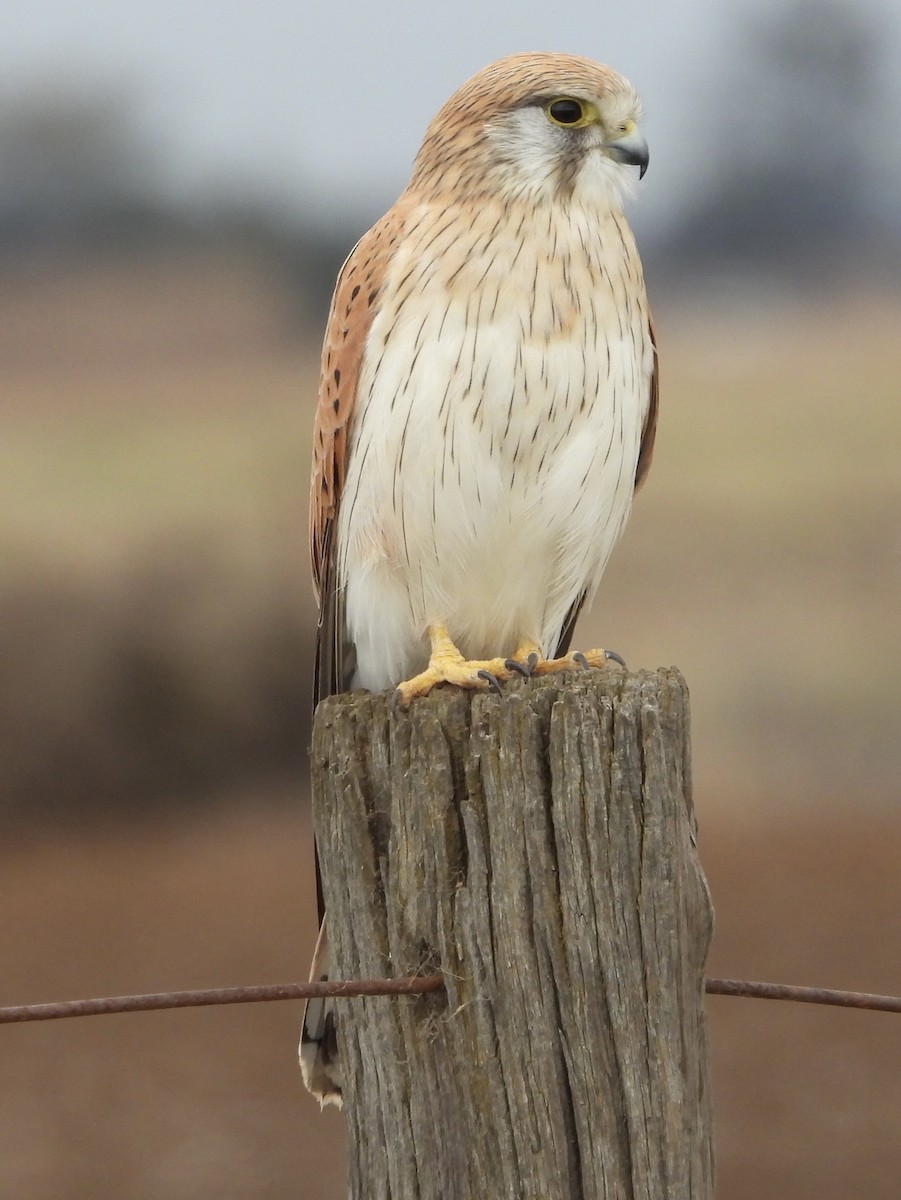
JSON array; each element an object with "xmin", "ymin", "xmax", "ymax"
[
  {"xmin": 1, "ymin": 974, "xmax": 899, "ymax": 1026},
  {"xmin": 0, "ymin": 975, "xmax": 445, "ymax": 1025},
  {"xmin": 704, "ymin": 977, "xmax": 901, "ymax": 1013}
]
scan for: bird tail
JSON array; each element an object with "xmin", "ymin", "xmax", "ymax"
[{"xmin": 299, "ymin": 916, "xmax": 344, "ymax": 1108}]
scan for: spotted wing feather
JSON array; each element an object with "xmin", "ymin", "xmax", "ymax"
[
  {"xmin": 555, "ymin": 313, "xmax": 659, "ymax": 658},
  {"xmin": 303, "ymin": 211, "xmax": 406, "ymax": 1109},
  {"xmin": 310, "ymin": 209, "xmax": 407, "ymax": 703},
  {"xmin": 634, "ymin": 315, "xmax": 659, "ymax": 492}
]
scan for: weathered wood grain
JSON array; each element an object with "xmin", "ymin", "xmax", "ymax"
[{"xmin": 310, "ymin": 668, "xmax": 714, "ymax": 1199}]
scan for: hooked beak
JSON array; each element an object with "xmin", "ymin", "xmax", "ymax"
[{"xmin": 607, "ymin": 128, "xmax": 649, "ymax": 179}]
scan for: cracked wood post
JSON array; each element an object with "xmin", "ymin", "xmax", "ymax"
[{"xmin": 310, "ymin": 667, "xmax": 714, "ymax": 1199}]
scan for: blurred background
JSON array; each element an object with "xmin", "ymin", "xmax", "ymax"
[{"xmin": 1, "ymin": 0, "xmax": 899, "ymax": 1195}]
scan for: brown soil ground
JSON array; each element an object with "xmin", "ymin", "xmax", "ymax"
[{"xmin": 2, "ymin": 796, "xmax": 899, "ymax": 1199}]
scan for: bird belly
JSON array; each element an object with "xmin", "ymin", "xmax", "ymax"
[{"xmin": 339, "ymin": 363, "xmax": 647, "ymax": 689}]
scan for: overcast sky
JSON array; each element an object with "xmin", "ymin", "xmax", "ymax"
[{"xmin": 4, "ymin": 0, "xmax": 901, "ymax": 234}]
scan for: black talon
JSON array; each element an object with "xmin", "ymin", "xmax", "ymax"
[
  {"xmin": 604, "ymin": 650, "xmax": 627, "ymax": 668},
  {"xmin": 505, "ymin": 657, "xmax": 531, "ymax": 677},
  {"xmin": 572, "ymin": 651, "xmax": 590, "ymax": 669},
  {"xmin": 477, "ymin": 669, "xmax": 503, "ymax": 695}
]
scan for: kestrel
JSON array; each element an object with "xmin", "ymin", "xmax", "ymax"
[{"xmin": 302, "ymin": 51, "xmax": 658, "ymax": 1106}]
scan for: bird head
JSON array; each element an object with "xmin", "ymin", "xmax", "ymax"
[{"xmin": 408, "ymin": 52, "xmax": 648, "ymax": 208}]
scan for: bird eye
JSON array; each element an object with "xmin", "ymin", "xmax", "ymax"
[{"xmin": 546, "ymin": 97, "xmax": 589, "ymax": 127}]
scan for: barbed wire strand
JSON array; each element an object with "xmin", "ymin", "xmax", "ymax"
[{"xmin": 1, "ymin": 975, "xmax": 899, "ymax": 1026}]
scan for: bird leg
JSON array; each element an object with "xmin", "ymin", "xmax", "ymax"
[{"xmin": 394, "ymin": 623, "xmax": 513, "ymax": 706}]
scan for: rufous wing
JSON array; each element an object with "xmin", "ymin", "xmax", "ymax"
[
  {"xmin": 303, "ymin": 210, "xmax": 409, "ymax": 1109},
  {"xmin": 309, "ymin": 207, "xmax": 408, "ymax": 702}
]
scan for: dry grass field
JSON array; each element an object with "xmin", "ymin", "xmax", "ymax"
[{"xmin": 1, "ymin": 254, "xmax": 899, "ymax": 1195}]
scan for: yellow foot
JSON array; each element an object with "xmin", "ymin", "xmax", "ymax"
[
  {"xmin": 394, "ymin": 624, "xmax": 512, "ymax": 706},
  {"xmin": 503, "ymin": 644, "xmax": 627, "ymax": 677}
]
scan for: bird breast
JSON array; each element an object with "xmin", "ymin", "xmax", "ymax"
[{"xmin": 337, "ymin": 197, "xmax": 654, "ymax": 690}]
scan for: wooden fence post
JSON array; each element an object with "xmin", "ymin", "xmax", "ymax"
[{"xmin": 310, "ymin": 667, "xmax": 714, "ymax": 1199}]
